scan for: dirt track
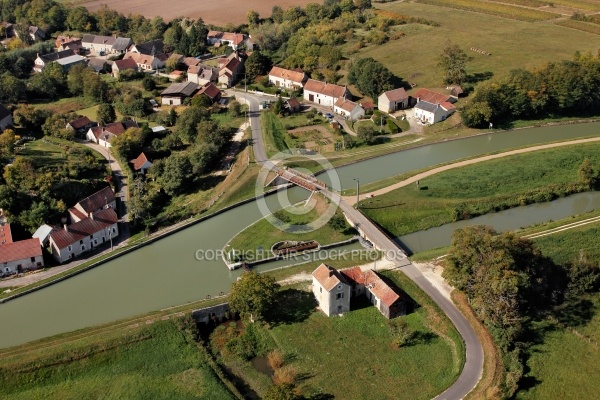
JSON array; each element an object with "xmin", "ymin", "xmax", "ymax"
[{"xmin": 83, "ymin": 0, "xmax": 315, "ymax": 25}]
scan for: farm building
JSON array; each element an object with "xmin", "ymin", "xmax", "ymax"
[
  {"xmin": 161, "ymin": 82, "xmax": 200, "ymax": 106},
  {"xmin": 303, "ymin": 79, "xmax": 351, "ymax": 108},
  {"xmin": 412, "ymin": 88, "xmax": 456, "ymax": 125},
  {"xmin": 66, "ymin": 116, "xmax": 95, "ymax": 134},
  {"xmin": 112, "ymin": 58, "xmax": 138, "ymax": 78},
  {"xmin": 378, "ymin": 88, "xmax": 408, "ymax": 114},
  {"xmin": 0, "ymin": 236, "xmax": 44, "ymax": 277},
  {"xmin": 86, "ymin": 121, "xmax": 139, "ymax": 148},
  {"xmin": 268, "ymin": 66, "xmax": 308, "ymax": 89}
]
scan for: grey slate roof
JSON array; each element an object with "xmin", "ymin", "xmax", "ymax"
[
  {"xmin": 40, "ymin": 49, "xmax": 76, "ymax": 63},
  {"xmin": 135, "ymin": 39, "xmax": 165, "ymax": 55},
  {"xmin": 0, "ymin": 104, "xmax": 10, "ymax": 120},
  {"xmin": 161, "ymin": 82, "xmax": 199, "ymax": 97},
  {"xmin": 112, "ymin": 37, "xmax": 132, "ymax": 51},
  {"xmin": 415, "ymin": 101, "xmax": 439, "ymax": 113}
]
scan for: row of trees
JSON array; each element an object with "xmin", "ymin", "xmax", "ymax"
[
  {"xmin": 461, "ymin": 53, "xmax": 600, "ymax": 127},
  {"xmin": 444, "ymin": 225, "xmax": 600, "ymax": 396}
]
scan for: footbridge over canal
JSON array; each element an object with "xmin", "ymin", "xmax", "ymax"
[{"xmin": 278, "ymin": 168, "xmax": 484, "ymax": 400}]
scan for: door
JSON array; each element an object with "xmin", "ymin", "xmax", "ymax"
[{"xmin": 309, "ymin": 94, "xmax": 314, "ymax": 102}]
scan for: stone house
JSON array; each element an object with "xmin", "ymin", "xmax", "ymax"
[
  {"xmin": 112, "ymin": 58, "xmax": 139, "ymax": 78},
  {"xmin": 312, "ymin": 263, "xmax": 352, "ymax": 316},
  {"xmin": 68, "ymin": 186, "xmax": 117, "ymax": 223},
  {"xmin": 268, "ymin": 66, "xmax": 308, "ymax": 89},
  {"xmin": 207, "ymin": 31, "xmax": 249, "ymax": 50},
  {"xmin": 0, "ymin": 235, "xmax": 44, "ymax": 276},
  {"xmin": 378, "ymin": 88, "xmax": 408, "ymax": 114},
  {"xmin": 123, "ymin": 52, "xmax": 167, "ymax": 71},
  {"xmin": 66, "ymin": 116, "xmax": 95, "ymax": 134},
  {"xmin": 195, "ymin": 82, "xmax": 222, "ymax": 103},
  {"xmin": 412, "ymin": 88, "xmax": 456, "ymax": 125},
  {"xmin": 187, "ymin": 65, "xmax": 219, "ymax": 85},
  {"xmin": 218, "ymin": 56, "xmax": 242, "ymax": 87},
  {"xmin": 82, "ymin": 35, "xmax": 132, "ymax": 55},
  {"xmin": 128, "ymin": 39, "xmax": 165, "ymax": 55},
  {"xmin": 313, "ymin": 264, "xmax": 406, "ymax": 319},
  {"xmin": 0, "ymin": 103, "xmax": 12, "ymax": 132},
  {"xmin": 86, "ymin": 121, "xmax": 139, "ymax": 148},
  {"xmin": 33, "ymin": 49, "xmax": 76, "ymax": 72},
  {"xmin": 49, "ymin": 208, "xmax": 118, "ymax": 264},
  {"xmin": 303, "ymin": 79, "xmax": 351, "ymax": 108},
  {"xmin": 334, "ymin": 98, "xmax": 365, "ymax": 120}
]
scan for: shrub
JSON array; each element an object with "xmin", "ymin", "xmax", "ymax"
[
  {"xmin": 273, "ymin": 365, "xmax": 297, "ymax": 385},
  {"xmin": 267, "ymin": 349, "xmax": 285, "ymax": 370}
]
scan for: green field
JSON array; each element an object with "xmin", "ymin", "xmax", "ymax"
[
  {"xmin": 361, "ymin": 142, "xmax": 600, "ymax": 237},
  {"xmin": 211, "ymin": 271, "xmax": 464, "ymax": 399},
  {"xmin": 359, "ymin": 2, "xmax": 600, "ymax": 89},
  {"xmin": 0, "ymin": 319, "xmax": 235, "ymax": 400},
  {"xmin": 226, "ymin": 193, "xmax": 356, "ymax": 261}
]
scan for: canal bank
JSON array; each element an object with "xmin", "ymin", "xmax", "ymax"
[{"xmin": 2, "ymin": 122, "xmax": 600, "ymax": 349}]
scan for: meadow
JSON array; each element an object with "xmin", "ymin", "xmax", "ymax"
[{"xmin": 361, "ymin": 142, "xmax": 600, "ymax": 237}]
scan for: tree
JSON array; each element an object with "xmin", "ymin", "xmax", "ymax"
[
  {"xmin": 271, "ymin": 6, "xmax": 284, "ymax": 23},
  {"xmin": 175, "ymin": 107, "xmax": 207, "ymax": 143},
  {"xmin": 272, "ymin": 96, "xmax": 284, "ymax": 115},
  {"xmin": 244, "ymin": 51, "xmax": 271, "ymax": 82},
  {"xmin": 97, "ymin": 103, "xmax": 116, "ymax": 125},
  {"xmin": 347, "ymin": 58, "xmax": 395, "ymax": 100},
  {"xmin": 0, "ymin": 73, "xmax": 26, "ymax": 103},
  {"xmin": 167, "ymin": 108, "xmax": 178, "ymax": 126},
  {"xmin": 13, "ymin": 104, "xmax": 49, "ymax": 129},
  {"xmin": 4, "ymin": 156, "xmax": 36, "ymax": 190},
  {"xmin": 460, "ymin": 101, "xmax": 493, "ymax": 128},
  {"xmin": 0, "ymin": 128, "xmax": 16, "ymax": 157},
  {"xmin": 438, "ymin": 42, "xmax": 469, "ymax": 85},
  {"xmin": 247, "ymin": 10, "xmax": 260, "ymax": 27},
  {"xmin": 229, "ymin": 271, "xmax": 280, "ymax": 322},
  {"xmin": 66, "ymin": 6, "xmax": 91, "ymax": 31},
  {"xmin": 229, "ymin": 100, "xmax": 242, "ymax": 117},
  {"xmin": 159, "ymin": 154, "xmax": 193, "ymax": 196},
  {"xmin": 263, "ymin": 383, "xmax": 301, "ymax": 400},
  {"xmin": 578, "ymin": 158, "xmax": 594, "ymax": 188},
  {"xmin": 356, "ymin": 124, "xmax": 376, "ymax": 145}
]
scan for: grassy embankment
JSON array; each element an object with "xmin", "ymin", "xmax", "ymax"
[
  {"xmin": 360, "ymin": 142, "xmax": 600, "ymax": 237},
  {"xmin": 0, "ymin": 318, "xmax": 237, "ymax": 400},
  {"xmin": 210, "ymin": 271, "xmax": 464, "ymax": 399}
]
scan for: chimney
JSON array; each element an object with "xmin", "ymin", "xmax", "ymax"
[{"xmin": 63, "ymin": 224, "xmax": 69, "ymax": 232}]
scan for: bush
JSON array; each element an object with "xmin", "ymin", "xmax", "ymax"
[
  {"xmin": 386, "ymin": 118, "xmax": 399, "ymax": 133},
  {"xmin": 273, "ymin": 365, "xmax": 297, "ymax": 385},
  {"xmin": 267, "ymin": 349, "xmax": 285, "ymax": 370}
]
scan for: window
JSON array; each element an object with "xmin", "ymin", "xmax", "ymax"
[
  {"xmin": 319, "ymin": 287, "xmax": 322, "ymax": 293},
  {"xmin": 336, "ymin": 292, "xmax": 344, "ymax": 300},
  {"xmin": 89, "ymin": 235, "xmax": 93, "ymax": 239},
  {"xmin": 79, "ymin": 239, "xmax": 83, "ymax": 244},
  {"xmin": 30, "ymin": 257, "xmax": 35, "ymax": 262},
  {"xmin": 68, "ymin": 245, "xmax": 72, "ymax": 252},
  {"xmin": 337, "ymin": 285, "xmax": 342, "ymax": 290}
]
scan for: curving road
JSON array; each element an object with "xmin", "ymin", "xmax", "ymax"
[{"xmin": 234, "ymin": 89, "xmax": 484, "ymax": 399}]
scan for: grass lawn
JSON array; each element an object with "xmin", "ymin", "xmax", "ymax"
[
  {"xmin": 17, "ymin": 137, "xmax": 105, "ymax": 168},
  {"xmin": 359, "ymin": 2, "xmax": 600, "ymax": 89},
  {"xmin": 0, "ymin": 319, "xmax": 235, "ymax": 400},
  {"xmin": 226, "ymin": 193, "xmax": 356, "ymax": 261},
  {"xmin": 210, "ymin": 271, "xmax": 464, "ymax": 399},
  {"xmin": 361, "ymin": 142, "xmax": 600, "ymax": 236},
  {"xmin": 32, "ymin": 96, "xmax": 97, "ymax": 114}
]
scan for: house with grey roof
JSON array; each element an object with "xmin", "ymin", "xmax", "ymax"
[
  {"xmin": 161, "ymin": 82, "xmax": 200, "ymax": 106},
  {"xmin": 33, "ymin": 49, "xmax": 76, "ymax": 72},
  {"xmin": 129, "ymin": 39, "xmax": 165, "ymax": 55},
  {"xmin": 82, "ymin": 35, "xmax": 131, "ymax": 56}
]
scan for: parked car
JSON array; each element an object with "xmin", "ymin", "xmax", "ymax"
[{"xmin": 324, "ymin": 112, "xmax": 334, "ymax": 119}]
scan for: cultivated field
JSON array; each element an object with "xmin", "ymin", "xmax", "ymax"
[{"xmin": 79, "ymin": 0, "xmax": 315, "ymax": 25}]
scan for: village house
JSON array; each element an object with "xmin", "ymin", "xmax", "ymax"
[
  {"xmin": 86, "ymin": 120, "xmax": 139, "ymax": 148},
  {"xmin": 195, "ymin": 82, "xmax": 222, "ymax": 104},
  {"xmin": 207, "ymin": 31, "xmax": 249, "ymax": 50},
  {"xmin": 182, "ymin": 57, "xmax": 201, "ymax": 68},
  {"xmin": 66, "ymin": 116, "xmax": 95, "ymax": 135},
  {"xmin": 88, "ymin": 58, "xmax": 112, "ymax": 74},
  {"xmin": 378, "ymin": 88, "xmax": 409, "ymax": 114},
  {"xmin": 112, "ymin": 58, "xmax": 139, "ymax": 78},
  {"xmin": 82, "ymin": 35, "xmax": 132, "ymax": 56},
  {"xmin": 334, "ymin": 98, "xmax": 365, "ymax": 120},
  {"xmin": 313, "ymin": 264, "xmax": 407, "ymax": 319},
  {"xmin": 131, "ymin": 152, "xmax": 153, "ymax": 174},
  {"xmin": 68, "ymin": 186, "xmax": 116, "ymax": 223},
  {"xmin": 123, "ymin": 52, "xmax": 167, "ymax": 71},
  {"xmin": 32, "ymin": 224, "xmax": 54, "ymax": 247},
  {"xmin": 412, "ymin": 88, "xmax": 456, "ymax": 125},
  {"xmin": 303, "ymin": 79, "xmax": 351, "ymax": 108},
  {"xmin": 268, "ymin": 66, "xmax": 308, "ymax": 89},
  {"xmin": 128, "ymin": 39, "xmax": 165, "ymax": 55},
  {"xmin": 161, "ymin": 82, "xmax": 200, "ymax": 105},
  {"xmin": 54, "ymin": 54, "xmax": 87, "ymax": 72},
  {"xmin": 33, "ymin": 49, "xmax": 77, "ymax": 72},
  {"xmin": 0, "ymin": 104, "xmax": 12, "ymax": 132},
  {"xmin": 217, "ymin": 55, "xmax": 242, "ymax": 87},
  {"xmin": 49, "ymin": 207, "xmax": 119, "ymax": 264},
  {"xmin": 0, "ymin": 233, "xmax": 44, "ymax": 277},
  {"xmin": 312, "ymin": 264, "xmax": 352, "ymax": 316},
  {"xmin": 188, "ymin": 65, "xmax": 219, "ymax": 85},
  {"xmin": 55, "ymin": 36, "xmax": 81, "ymax": 52}
]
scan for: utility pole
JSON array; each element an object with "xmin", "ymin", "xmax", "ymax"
[
  {"xmin": 105, "ymin": 196, "xmax": 113, "ymax": 251},
  {"xmin": 354, "ymin": 178, "xmax": 360, "ymax": 209}
]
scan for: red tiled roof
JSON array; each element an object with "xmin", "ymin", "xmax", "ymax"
[
  {"xmin": 304, "ymin": 79, "xmax": 348, "ymax": 99},
  {"xmin": 188, "ymin": 65, "xmax": 201, "ymax": 74},
  {"xmin": 183, "ymin": 57, "xmax": 201, "ymax": 67},
  {"xmin": 220, "ymin": 32, "xmax": 246, "ymax": 45},
  {"xmin": 69, "ymin": 207, "xmax": 87, "ymax": 221},
  {"xmin": 340, "ymin": 266, "xmax": 365, "ymax": 285},
  {"xmin": 335, "ymin": 98, "xmax": 360, "ymax": 113},
  {"xmin": 76, "ymin": 186, "xmax": 115, "ymax": 214},
  {"xmin": 132, "ymin": 152, "xmax": 151, "ymax": 171},
  {"xmin": 50, "ymin": 208, "xmax": 117, "ymax": 250},
  {"xmin": 89, "ymin": 121, "xmax": 136, "ymax": 140},
  {"xmin": 312, "ymin": 263, "xmax": 348, "ymax": 292},
  {"xmin": 0, "ymin": 238, "xmax": 41, "ymax": 263},
  {"xmin": 441, "ymin": 101, "xmax": 456, "ymax": 111},
  {"xmin": 382, "ymin": 88, "xmax": 408, "ymax": 102},
  {"xmin": 0, "ymin": 224, "xmax": 13, "ymax": 245},
  {"xmin": 287, "ymin": 97, "xmax": 301, "ymax": 108},
  {"xmin": 124, "ymin": 52, "xmax": 156, "ymax": 66},
  {"xmin": 268, "ymin": 66, "xmax": 307, "ymax": 84},
  {"xmin": 197, "ymin": 82, "xmax": 221, "ymax": 100},
  {"xmin": 360, "ymin": 100, "xmax": 374, "ymax": 110},
  {"xmin": 364, "ymin": 270, "xmax": 401, "ymax": 308},
  {"xmin": 113, "ymin": 58, "xmax": 138, "ymax": 71},
  {"xmin": 413, "ymin": 88, "xmax": 451, "ymax": 105},
  {"xmin": 223, "ymin": 57, "xmax": 240, "ymax": 72},
  {"xmin": 68, "ymin": 116, "xmax": 92, "ymax": 130}
]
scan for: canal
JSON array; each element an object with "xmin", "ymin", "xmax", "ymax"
[{"xmin": 1, "ymin": 123, "xmax": 600, "ymax": 348}]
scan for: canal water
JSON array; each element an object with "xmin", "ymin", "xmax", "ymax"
[{"xmin": 1, "ymin": 123, "xmax": 600, "ymax": 348}]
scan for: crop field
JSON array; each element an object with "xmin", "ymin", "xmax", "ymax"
[
  {"xmin": 415, "ymin": 0, "xmax": 561, "ymax": 22},
  {"xmin": 556, "ymin": 18, "xmax": 600, "ymax": 35},
  {"xmin": 77, "ymin": 0, "xmax": 315, "ymax": 25},
  {"xmin": 359, "ymin": 2, "xmax": 600, "ymax": 89},
  {"xmin": 551, "ymin": 0, "xmax": 600, "ymax": 11}
]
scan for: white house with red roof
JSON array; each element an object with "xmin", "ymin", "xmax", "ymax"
[
  {"xmin": 49, "ymin": 208, "xmax": 118, "ymax": 264},
  {"xmin": 378, "ymin": 88, "xmax": 409, "ymax": 114},
  {"xmin": 268, "ymin": 66, "xmax": 308, "ymax": 89},
  {"xmin": 0, "ymin": 224, "xmax": 44, "ymax": 276},
  {"xmin": 313, "ymin": 264, "xmax": 406, "ymax": 319},
  {"xmin": 68, "ymin": 186, "xmax": 116, "ymax": 223},
  {"xmin": 303, "ymin": 79, "xmax": 351, "ymax": 108},
  {"xmin": 412, "ymin": 88, "xmax": 456, "ymax": 124},
  {"xmin": 86, "ymin": 121, "xmax": 139, "ymax": 147},
  {"xmin": 334, "ymin": 98, "xmax": 365, "ymax": 120},
  {"xmin": 207, "ymin": 31, "xmax": 249, "ymax": 50},
  {"xmin": 312, "ymin": 263, "xmax": 352, "ymax": 316}
]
